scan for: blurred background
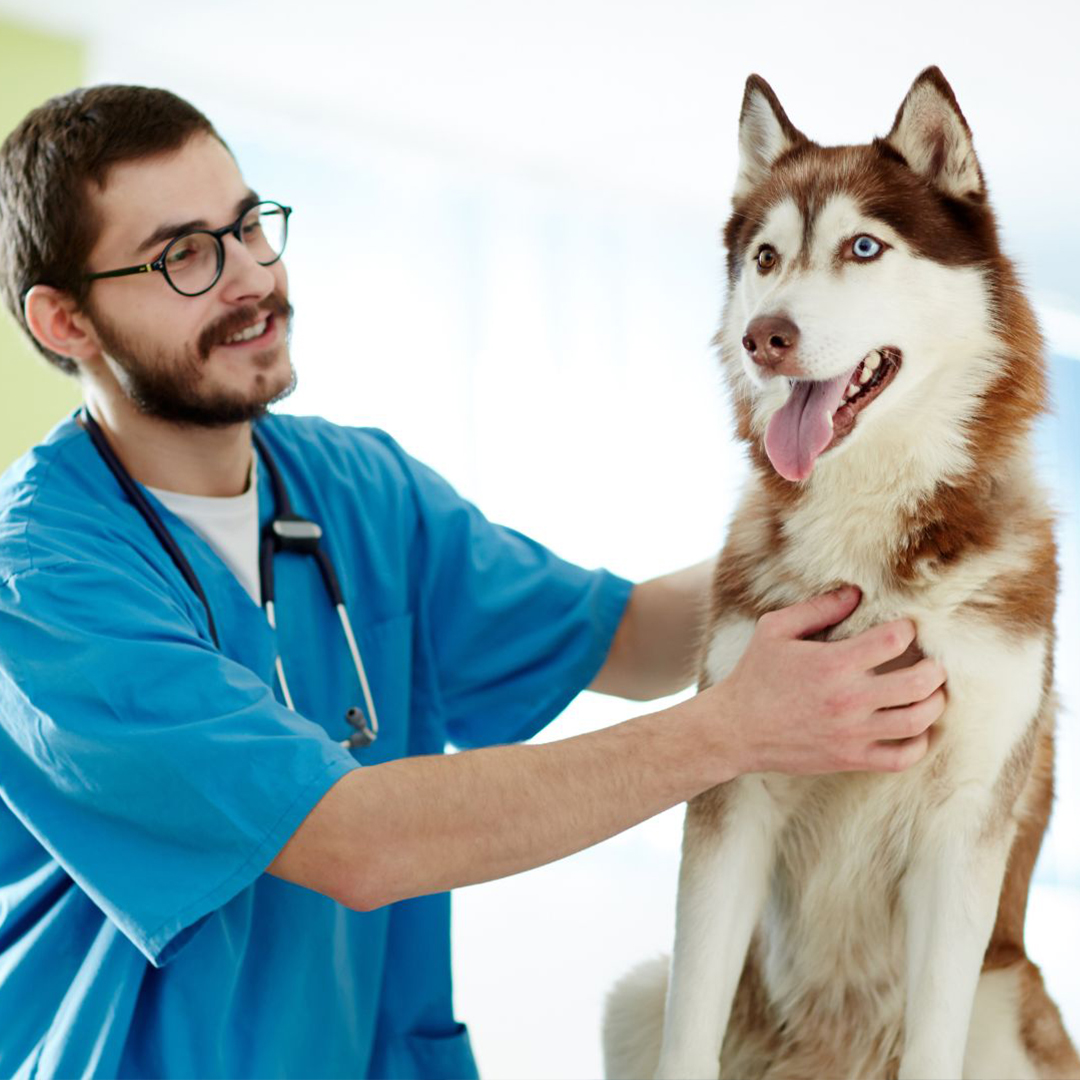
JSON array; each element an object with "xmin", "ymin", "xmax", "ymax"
[{"xmin": 1, "ymin": 2, "xmax": 1077, "ymax": 1076}]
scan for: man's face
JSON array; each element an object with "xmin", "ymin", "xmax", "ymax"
[{"xmin": 82, "ymin": 133, "xmax": 294, "ymax": 426}]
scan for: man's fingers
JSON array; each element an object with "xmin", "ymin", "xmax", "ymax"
[
  {"xmin": 764, "ymin": 586, "xmax": 861, "ymax": 640},
  {"xmin": 874, "ymin": 658, "xmax": 947, "ymax": 710},
  {"xmin": 868, "ymin": 687, "xmax": 947, "ymax": 741},
  {"xmin": 842, "ymin": 618, "xmax": 918, "ymax": 671},
  {"xmin": 861, "ymin": 731, "xmax": 931, "ymax": 773}
]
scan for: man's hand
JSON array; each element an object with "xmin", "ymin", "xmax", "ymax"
[{"xmin": 692, "ymin": 585, "xmax": 946, "ymax": 779}]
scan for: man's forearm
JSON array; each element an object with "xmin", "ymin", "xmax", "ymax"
[
  {"xmin": 271, "ymin": 697, "xmax": 728, "ymax": 912},
  {"xmin": 270, "ymin": 588, "xmax": 948, "ymax": 913}
]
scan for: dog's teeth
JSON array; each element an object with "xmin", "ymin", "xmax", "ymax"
[
  {"xmin": 866, "ymin": 350, "xmax": 882, "ymax": 371},
  {"xmin": 827, "ymin": 412, "xmax": 833, "ymax": 429},
  {"xmin": 846, "ymin": 382, "xmax": 859, "ymax": 398},
  {"xmin": 859, "ymin": 366, "xmax": 873, "ymax": 384}
]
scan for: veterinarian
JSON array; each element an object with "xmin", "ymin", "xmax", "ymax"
[{"xmin": 0, "ymin": 86, "xmax": 948, "ymax": 1080}]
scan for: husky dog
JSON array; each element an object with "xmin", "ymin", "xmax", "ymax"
[{"xmin": 603, "ymin": 68, "xmax": 1079, "ymax": 1080}]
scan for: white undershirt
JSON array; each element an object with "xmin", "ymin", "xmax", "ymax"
[{"xmin": 148, "ymin": 456, "xmax": 262, "ymax": 604}]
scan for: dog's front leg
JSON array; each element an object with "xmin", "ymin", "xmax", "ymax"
[
  {"xmin": 656, "ymin": 775, "xmax": 786, "ymax": 1080},
  {"xmin": 897, "ymin": 791, "xmax": 1017, "ymax": 1080}
]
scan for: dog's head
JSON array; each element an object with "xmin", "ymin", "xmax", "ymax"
[{"xmin": 719, "ymin": 67, "xmax": 1043, "ymax": 486}]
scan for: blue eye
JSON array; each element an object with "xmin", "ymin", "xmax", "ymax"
[{"xmin": 853, "ymin": 235, "xmax": 882, "ymax": 259}]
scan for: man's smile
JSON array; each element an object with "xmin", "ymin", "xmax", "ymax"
[{"xmin": 218, "ymin": 312, "xmax": 278, "ymax": 350}]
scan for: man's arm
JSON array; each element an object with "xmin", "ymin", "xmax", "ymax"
[
  {"xmin": 589, "ymin": 557, "xmax": 715, "ymax": 700},
  {"xmin": 269, "ymin": 587, "xmax": 947, "ymax": 911}
]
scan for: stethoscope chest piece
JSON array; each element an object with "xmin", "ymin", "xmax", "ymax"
[{"xmin": 344, "ymin": 708, "xmax": 377, "ymax": 749}]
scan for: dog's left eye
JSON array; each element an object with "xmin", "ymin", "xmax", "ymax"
[{"xmin": 852, "ymin": 235, "xmax": 882, "ymax": 259}]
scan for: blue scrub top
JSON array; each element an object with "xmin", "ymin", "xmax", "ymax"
[{"xmin": 0, "ymin": 413, "xmax": 633, "ymax": 1079}]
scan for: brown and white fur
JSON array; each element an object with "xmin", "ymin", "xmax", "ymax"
[{"xmin": 603, "ymin": 68, "xmax": 1079, "ymax": 1080}]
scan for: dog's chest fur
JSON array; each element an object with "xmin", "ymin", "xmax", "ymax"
[{"xmin": 697, "ymin": 457, "xmax": 1052, "ymax": 1071}]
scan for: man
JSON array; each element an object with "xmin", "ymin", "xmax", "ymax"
[{"xmin": 0, "ymin": 86, "xmax": 946, "ymax": 1079}]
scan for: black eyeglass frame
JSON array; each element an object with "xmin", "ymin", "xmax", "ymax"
[{"xmin": 83, "ymin": 200, "xmax": 293, "ymax": 297}]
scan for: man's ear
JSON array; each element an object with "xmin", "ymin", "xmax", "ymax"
[
  {"xmin": 734, "ymin": 74, "xmax": 807, "ymax": 201},
  {"xmin": 885, "ymin": 66, "xmax": 985, "ymax": 200},
  {"xmin": 23, "ymin": 285, "xmax": 102, "ymax": 367}
]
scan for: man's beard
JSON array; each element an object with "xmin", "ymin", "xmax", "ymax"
[{"xmin": 86, "ymin": 291, "xmax": 297, "ymax": 428}]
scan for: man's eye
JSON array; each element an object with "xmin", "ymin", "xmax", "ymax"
[
  {"xmin": 757, "ymin": 246, "xmax": 778, "ymax": 271},
  {"xmin": 166, "ymin": 244, "xmax": 197, "ymax": 265},
  {"xmin": 852, "ymin": 235, "xmax": 883, "ymax": 259}
]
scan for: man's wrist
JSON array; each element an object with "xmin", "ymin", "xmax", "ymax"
[{"xmin": 652, "ymin": 682, "xmax": 744, "ymax": 795}]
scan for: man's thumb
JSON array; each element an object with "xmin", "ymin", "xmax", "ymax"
[{"xmin": 769, "ymin": 585, "xmax": 861, "ymax": 639}]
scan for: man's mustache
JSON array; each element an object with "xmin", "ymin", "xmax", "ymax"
[{"xmin": 198, "ymin": 292, "xmax": 292, "ymax": 360}]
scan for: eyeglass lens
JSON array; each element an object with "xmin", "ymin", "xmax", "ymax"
[{"xmin": 163, "ymin": 203, "xmax": 288, "ymax": 296}]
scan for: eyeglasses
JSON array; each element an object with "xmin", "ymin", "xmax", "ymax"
[{"xmin": 84, "ymin": 200, "xmax": 292, "ymax": 297}]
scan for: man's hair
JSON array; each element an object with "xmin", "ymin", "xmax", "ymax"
[{"xmin": 0, "ymin": 85, "xmax": 227, "ymax": 375}]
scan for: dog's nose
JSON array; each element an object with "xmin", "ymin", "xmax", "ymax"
[{"xmin": 742, "ymin": 316, "xmax": 800, "ymax": 369}]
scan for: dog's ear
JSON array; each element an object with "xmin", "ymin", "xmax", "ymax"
[
  {"xmin": 885, "ymin": 67, "xmax": 985, "ymax": 199},
  {"xmin": 735, "ymin": 75, "xmax": 806, "ymax": 200}
]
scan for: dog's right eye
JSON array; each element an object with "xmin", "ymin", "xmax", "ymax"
[{"xmin": 756, "ymin": 246, "xmax": 778, "ymax": 272}]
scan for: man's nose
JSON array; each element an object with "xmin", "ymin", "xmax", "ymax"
[
  {"xmin": 218, "ymin": 234, "xmax": 276, "ymax": 302},
  {"xmin": 742, "ymin": 316, "xmax": 800, "ymax": 371}
]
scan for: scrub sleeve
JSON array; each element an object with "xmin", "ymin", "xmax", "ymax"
[
  {"xmin": 0, "ymin": 554, "xmax": 358, "ymax": 966},
  {"xmin": 365, "ymin": 429, "xmax": 632, "ymax": 751}
]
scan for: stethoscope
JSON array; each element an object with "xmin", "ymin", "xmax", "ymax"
[{"xmin": 80, "ymin": 408, "xmax": 379, "ymax": 751}]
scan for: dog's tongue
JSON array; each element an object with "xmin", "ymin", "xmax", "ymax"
[{"xmin": 764, "ymin": 369, "xmax": 855, "ymax": 482}]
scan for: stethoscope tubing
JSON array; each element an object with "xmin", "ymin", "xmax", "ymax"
[
  {"xmin": 80, "ymin": 408, "xmax": 378, "ymax": 748},
  {"xmin": 82, "ymin": 409, "xmax": 222, "ymax": 647}
]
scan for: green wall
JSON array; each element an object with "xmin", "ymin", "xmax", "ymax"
[{"xmin": 0, "ymin": 17, "xmax": 84, "ymax": 470}]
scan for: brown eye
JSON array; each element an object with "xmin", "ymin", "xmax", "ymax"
[{"xmin": 757, "ymin": 246, "xmax": 778, "ymax": 272}]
